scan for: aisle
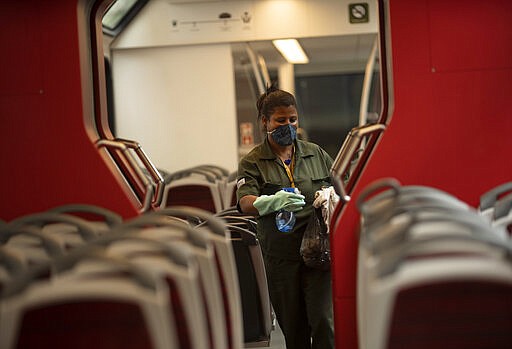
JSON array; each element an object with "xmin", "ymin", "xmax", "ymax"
[{"xmin": 252, "ymin": 322, "xmax": 285, "ymax": 349}]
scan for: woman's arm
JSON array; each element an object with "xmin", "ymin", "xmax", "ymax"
[
  {"xmin": 239, "ymin": 195, "xmax": 259, "ymax": 215},
  {"xmin": 240, "ymin": 191, "xmax": 306, "ymax": 216}
]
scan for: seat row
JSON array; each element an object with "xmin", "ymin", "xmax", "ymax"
[
  {"xmin": 0, "ymin": 204, "xmax": 272, "ymax": 349},
  {"xmin": 355, "ymin": 178, "xmax": 512, "ymax": 349}
]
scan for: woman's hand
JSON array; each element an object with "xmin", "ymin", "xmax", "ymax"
[{"xmin": 252, "ymin": 190, "xmax": 306, "ymax": 216}]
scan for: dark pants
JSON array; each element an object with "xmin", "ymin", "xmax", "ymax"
[{"xmin": 264, "ymin": 255, "xmax": 334, "ymax": 349}]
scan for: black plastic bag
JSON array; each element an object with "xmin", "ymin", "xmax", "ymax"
[{"xmin": 300, "ymin": 207, "xmax": 331, "ymax": 270}]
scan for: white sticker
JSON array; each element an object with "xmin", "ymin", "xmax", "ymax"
[{"xmin": 236, "ymin": 178, "xmax": 246, "ymax": 189}]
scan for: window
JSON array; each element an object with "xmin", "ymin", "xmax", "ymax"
[
  {"xmin": 296, "ymin": 72, "xmax": 381, "ymax": 159},
  {"xmin": 102, "ymin": 0, "xmax": 148, "ymax": 36}
]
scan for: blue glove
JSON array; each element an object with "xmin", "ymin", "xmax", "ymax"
[{"xmin": 253, "ymin": 189, "xmax": 306, "ymax": 216}]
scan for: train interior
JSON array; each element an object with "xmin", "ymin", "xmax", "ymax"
[{"xmin": 1, "ymin": 0, "xmax": 512, "ymax": 348}]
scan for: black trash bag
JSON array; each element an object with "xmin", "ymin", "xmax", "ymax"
[{"xmin": 300, "ymin": 207, "xmax": 331, "ymax": 270}]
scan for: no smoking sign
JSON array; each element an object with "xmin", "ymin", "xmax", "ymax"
[{"xmin": 349, "ymin": 3, "xmax": 369, "ymax": 23}]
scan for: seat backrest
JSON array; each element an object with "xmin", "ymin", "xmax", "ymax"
[
  {"xmin": 117, "ymin": 214, "xmax": 229, "ymax": 349},
  {"xmin": 223, "ymin": 171, "xmax": 238, "ymax": 209},
  {"xmin": 386, "ymin": 279, "xmax": 512, "ymax": 349},
  {"xmin": 100, "ymin": 236, "xmax": 210, "ymax": 349},
  {"xmin": 153, "ymin": 207, "xmax": 244, "ymax": 349},
  {"xmin": 162, "ymin": 176, "xmax": 223, "ymax": 213},
  {"xmin": 0, "ymin": 251, "xmax": 176, "ymax": 349},
  {"xmin": 228, "ymin": 225, "xmax": 272, "ymax": 346},
  {"xmin": 356, "ymin": 180, "xmax": 512, "ymax": 349}
]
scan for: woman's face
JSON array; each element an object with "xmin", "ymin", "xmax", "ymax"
[{"xmin": 263, "ymin": 105, "xmax": 299, "ymax": 132}]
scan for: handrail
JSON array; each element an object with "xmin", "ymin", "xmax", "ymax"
[
  {"xmin": 359, "ymin": 35, "xmax": 379, "ymax": 127},
  {"xmin": 88, "ymin": 233, "xmax": 192, "ymax": 268},
  {"xmin": 193, "ymin": 164, "xmax": 230, "ymax": 178},
  {"xmin": 355, "ymin": 179, "xmax": 468, "ymax": 224},
  {"xmin": 0, "ymin": 225, "xmax": 65, "ymax": 256},
  {"xmin": 493, "ymin": 192, "xmax": 512, "ymax": 220},
  {"xmin": 152, "ymin": 206, "xmax": 228, "ymax": 238},
  {"xmin": 376, "ymin": 232, "xmax": 512, "ymax": 278},
  {"xmin": 116, "ymin": 214, "xmax": 209, "ymax": 250},
  {"xmin": 479, "ymin": 181, "xmax": 512, "ymax": 211},
  {"xmin": 114, "ymin": 138, "xmax": 165, "ymax": 207},
  {"xmin": 245, "ymin": 42, "xmax": 265, "ymax": 94},
  {"xmin": 96, "ymin": 139, "xmax": 154, "ymax": 213},
  {"xmin": 362, "ymin": 210, "xmax": 500, "ymax": 255},
  {"xmin": 168, "ymin": 168, "xmax": 217, "ymax": 183},
  {"xmin": 0, "ymin": 246, "xmax": 25, "ymax": 274},
  {"xmin": 2, "ymin": 247, "xmax": 158, "ymax": 298},
  {"xmin": 355, "ymin": 177, "xmax": 401, "ymax": 213},
  {"xmin": 7, "ymin": 212, "xmax": 98, "ymax": 240},
  {"xmin": 48, "ymin": 204, "xmax": 123, "ymax": 227},
  {"xmin": 331, "ymin": 123, "xmax": 386, "ymax": 203},
  {"xmin": 257, "ymin": 53, "xmax": 271, "ymax": 88},
  {"xmin": 226, "ymin": 224, "xmax": 258, "ymax": 246}
]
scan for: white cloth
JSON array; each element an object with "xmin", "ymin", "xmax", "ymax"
[{"xmin": 313, "ymin": 186, "xmax": 340, "ymax": 230}]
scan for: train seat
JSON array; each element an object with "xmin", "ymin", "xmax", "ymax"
[
  {"xmin": 151, "ymin": 207, "xmax": 244, "ymax": 349},
  {"xmin": 478, "ymin": 182, "xmax": 512, "ymax": 222},
  {"xmin": 0, "ymin": 250, "xmax": 176, "ymax": 349},
  {"xmin": 162, "ymin": 169, "xmax": 225, "ymax": 213},
  {"xmin": 192, "ymin": 165, "xmax": 231, "ymax": 208},
  {"xmin": 228, "ymin": 225, "xmax": 273, "ymax": 347},
  {"xmin": 160, "ymin": 165, "xmax": 236, "ymax": 214},
  {"xmin": 363, "ymin": 241, "xmax": 512, "ymax": 349},
  {"xmin": 112, "ymin": 215, "xmax": 229, "ymax": 349},
  {"xmin": 90, "ymin": 234, "xmax": 211, "ymax": 349},
  {"xmin": 356, "ymin": 179, "xmax": 512, "ymax": 349}
]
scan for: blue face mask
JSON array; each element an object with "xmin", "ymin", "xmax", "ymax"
[{"xmin": 268, "ymin": 124, "xmax": 297, "ymax": 146}]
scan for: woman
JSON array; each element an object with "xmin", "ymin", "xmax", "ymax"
[{"xmin": 236, "ymin": 84, "xmax": 335, "ymax": 349}]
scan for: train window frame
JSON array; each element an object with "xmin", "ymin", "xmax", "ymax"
[
  {"xmin": 102, "ymin": 0, "xmax": 148, "ymax": 37},
  {"xmin": 87, "ymin": 0, "xmax": 391, "ymax": 210}
]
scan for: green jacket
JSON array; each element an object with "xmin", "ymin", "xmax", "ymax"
[{"xmin": 237, "ymin": 137, "xmax": 334, "ymax": 260}]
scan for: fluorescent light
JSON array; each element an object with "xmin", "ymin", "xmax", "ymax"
[{"xmin": 272, "ymin": 39, "xmax": 309, "ymax": 64}]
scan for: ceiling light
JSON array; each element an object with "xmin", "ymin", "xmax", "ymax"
[{"xmin": 272, "ymin": 39, "xmax": 309, "ymax": 64}]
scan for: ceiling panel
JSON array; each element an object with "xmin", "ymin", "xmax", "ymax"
[{"xmin": 232, "ymin": 33, "xmax": 378, "ymax": 74}]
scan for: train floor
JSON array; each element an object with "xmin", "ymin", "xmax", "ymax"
[{"xmin": 253, "ymin": 322, "xmax": 285, "ymax": 349}]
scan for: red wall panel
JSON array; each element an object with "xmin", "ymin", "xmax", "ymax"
[
  {"xmin": 0, "ymin": 0, "xmax": 139, "ymax": 220},
  {"xmin": 332, "ymin": 0, "xmax": 512, "ymax": 348},
  {"xmin": 429, "ymin": 0, "xmax": 512, "ymax": 72}
]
